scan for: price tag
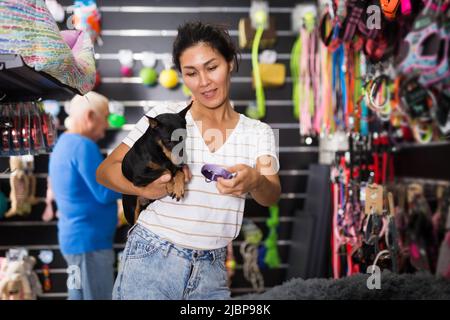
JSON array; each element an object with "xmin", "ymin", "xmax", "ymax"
[{"xmin": 365, "ymin": 184, "xmax": 383, "ymax": 215}]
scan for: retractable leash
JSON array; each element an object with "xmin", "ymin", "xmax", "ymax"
[
  {"xmin": 11, "ymin": 104, "xmax": 21, "ymax": 154},
  {"xmin": 1, "ymin": 105, "xmax": 12, "ymax": 156},
  {"xmin": 21, "ymin": 103, "xmax": 31, "ymax": 153}
]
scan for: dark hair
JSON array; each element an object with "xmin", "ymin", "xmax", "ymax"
[{"xmin": 172, "ymin": 21, "xmax": 240, "ymax": 72}]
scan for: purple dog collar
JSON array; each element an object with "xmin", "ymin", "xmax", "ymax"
[{"xmin": 201, "ymin": 164, "xmax": 236, "ymax": 182}]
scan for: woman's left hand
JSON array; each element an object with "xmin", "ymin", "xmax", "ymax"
[{"xmin": 216, "ymin": 164, "xmax": 261, "ymax": 196}]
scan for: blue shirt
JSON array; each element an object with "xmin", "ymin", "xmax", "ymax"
[{"xmin": 49, "ymin": 133, "xmax": 121, "ymax": 255}]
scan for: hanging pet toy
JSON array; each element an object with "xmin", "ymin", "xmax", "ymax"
[
  {"xmin": 118, "ymin": 50, "xmax": 134, "ymax": 77},
  {"xmin": 38, "ymin": 250, "xmax": 53, "ymax": 292},
  {"xmin": 139, "ymin": 51, "xmax": 158, "ymax": 87},
  {"xmin": 159, "ymin": 54, "xmax": 179, "ymax": 89},
  {"xmin": 246, "ymin": 1, "xmax": 269, "ymax": 119},
  {"xmin": 264, "ymin": 204, "xmax": 281, "ymax": 268},
  {"xmin": 240, "ymin": 218, "xmax": 264, "ymax": 292},
  {"xmin": 108, "ymin": 100, "xmax": 126, "ymax": 129}
]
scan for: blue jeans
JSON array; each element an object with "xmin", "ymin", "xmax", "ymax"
[
  {"xmin": 113, "ymin": 224, "xmax": 231, "ymax": 300},
  {"xmin": 63, "ymin": 249, "xmax": 114, "ymax": 300}
]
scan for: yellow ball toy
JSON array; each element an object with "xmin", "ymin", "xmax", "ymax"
[{"xmin": 159, "ymin": 69, "xmax": 179, "ymax": 89}]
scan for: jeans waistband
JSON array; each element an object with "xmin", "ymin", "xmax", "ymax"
[{"xmin": 129, "ymin": 223, "xmax": 227, "ymax": 262}]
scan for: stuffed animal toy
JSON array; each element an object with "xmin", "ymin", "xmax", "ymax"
[
  {"xmin": 23, "ymin": 156, "xmax": 38, "ymax": 206},
  {"xmin": 5, "ymin": 157, "xmax": 32, "ymax": 218},
  {"xmin": 0, "ymin": 256, "xmax": 42, "ymax": 300}
]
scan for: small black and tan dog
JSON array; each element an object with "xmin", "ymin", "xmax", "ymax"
[{"xmin": 121, "ymin": 104, "xmax": 191, "ymax": 225}]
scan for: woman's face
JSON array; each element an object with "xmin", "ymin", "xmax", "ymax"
[{"xmin": 179, "ymin": 42, "xmax": 233, "ymax": 110}]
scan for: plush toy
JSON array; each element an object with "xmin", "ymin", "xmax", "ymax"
[
  {"xmin": 72, "ymin": 0, "xmax": 102, "ymax": 45},
  {"xmin": 22, "ymin": 155, "xmax": 38, "ymax": 206},
  {"xmin": 5, "ymin": 157, "xmax": 32, "ymax": 218},
  {"xmin": 0, "ymin": 255, "xmax": 42, "ymax": 300}
]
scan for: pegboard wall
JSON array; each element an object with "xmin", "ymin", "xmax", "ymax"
[{"xmin": 0, "ymin": 0, "xmax": 319, "ymax": 299}]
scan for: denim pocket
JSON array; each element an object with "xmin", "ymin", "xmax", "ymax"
[
  {"xmin": 215, "ymin": 253, "xmax": 228, "ymax": 272},
  {"xmin": 126, "ymin": 233, "xmax": 160, "ymax": 260}
]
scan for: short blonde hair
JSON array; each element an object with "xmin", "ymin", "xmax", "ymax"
[
  {"xmin": 69, "ymin": 91, "xmax": 109, "ymax": 114},
  {"xmin": 65, "ymin": 92, "xmax": 109, "ymax": 129}
]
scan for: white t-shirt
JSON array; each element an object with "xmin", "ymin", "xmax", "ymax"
[{"xmin": 122, "ymin": 102, "xmax": 279, "ymax": 250}]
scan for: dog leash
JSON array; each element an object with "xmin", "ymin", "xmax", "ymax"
[{"xmin": 298, "ymin": 13, "xmax": 317, "ymax": 136}]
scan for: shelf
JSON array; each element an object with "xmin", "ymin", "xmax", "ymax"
[
  {"xmin": 392, "ymin": 140, "xmax": 450, "ymax": 151},
  {"xmin": 0, "ymin": 54, "xmax": 79, "ymax": 102}
]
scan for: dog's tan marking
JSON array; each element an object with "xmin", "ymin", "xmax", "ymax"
[
  {"xmin": 172, "ymin": 170, "xmax": 185, "ymax": 201},
  {"xmin": 147, "ymin": 161, "xmax": 161, "ymax": 170},
  {"xmin": 156, "ymin": 139, "xmax": 174, "ymax": 162}
]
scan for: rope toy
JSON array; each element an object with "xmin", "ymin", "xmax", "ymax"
[{"xmin": 240, "ymin": 219, "xmax": 264, "ymax": 292}]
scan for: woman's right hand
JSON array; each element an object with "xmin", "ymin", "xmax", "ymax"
[
  {"xmin": 138, "ymin": 174, "xmax": 172, "ymax": 199},
  {"xmin": 138, "ymin": 165, "xmax": 192, "ymax": 199}
]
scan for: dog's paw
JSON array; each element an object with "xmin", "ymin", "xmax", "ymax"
[
  {"xmin": 173, "ymin": 180, "xmax": 185, "ymax": 201},
  {"xmin": 166, "ymin": 180, "xmax": 174, "ymax": 195},
  {"xmin": 173, "ymin": 185, "xmax": 185, "ymax": 201}
]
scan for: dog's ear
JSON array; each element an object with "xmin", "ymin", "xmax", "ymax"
[
  {"xmin": 178, "ymin": 104, "xmax": 191, "ymax": 118},
  {"xmin": 145, "ymin": 116, "xmax": 159, "ymax": 128}
]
